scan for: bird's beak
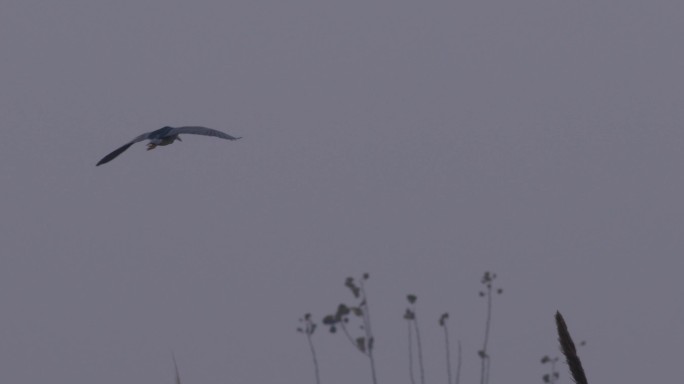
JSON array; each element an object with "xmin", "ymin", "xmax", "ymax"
[{"xmin": 177, "ymin": 137, "xmax": 182, "ymax": 142}]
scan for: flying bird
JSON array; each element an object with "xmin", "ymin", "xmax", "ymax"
[{"xmin": 96, "ymin": 126, "xmax": 241, "ymax": 166}]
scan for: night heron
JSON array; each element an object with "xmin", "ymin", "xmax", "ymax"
[{"xmin": 96, "ymin": 126, "xmax": 241, "ymax": 166}]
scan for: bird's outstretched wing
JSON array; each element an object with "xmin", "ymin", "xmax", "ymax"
[
  {"xmin": 96, "ymin": 133, "xmax": 150, "ymax": 166},
  {"xmin": 172, "ymin": 126, "xmax": 241, "ymax": 141}
]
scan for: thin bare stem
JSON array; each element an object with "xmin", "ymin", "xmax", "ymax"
[
  {"xmin": 455, "ymin": 340, "xmax": 462, "ymax": 384},
  {"xmin": 478, "ymin": 272, "xmax": 502, "ymax": 384},
  {"xmin": 443, "ymin": 321, "xmax": 452, "ymax": 384},
  {"xmin": 550, "ymin": 360, "xmax": 558, "ymax": 384},
  {"xmin": 339, "ymin": 321, "xmax": 360, "ymax": 351},
  {"xmin": 367, "ymin": 344, "xmax": 378, "ymax": 384},
  {"xmin": 298, "ymin": 315, "xmax": 322, "ymax": 384},
  {"xmin": 408, "ymin": 321, "xmax": 416, "ymax": 384},
  {"xmin": 413, "ymin": 313, "xmax": 426, "ymax": 384},
  {"xmin": 172, "ymin": 352, "xmax": 182, "ymax": 384},
  {"xmin": 359, "ymin": 279, "xmax": 378, "ymax": 384},
  {"xmin": 306, "ymin": 330, "xmax": 321, "ymax": 384},
  {"xmin": 480, "ymin": 283, "xmax": 492, "ymax": 384}
]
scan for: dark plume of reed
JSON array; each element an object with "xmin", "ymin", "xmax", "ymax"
[{"xmin": 555, "ymin": 311, "xmax": 588, "ymax": 384}]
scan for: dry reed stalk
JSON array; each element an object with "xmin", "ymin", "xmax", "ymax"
[
  {"xmin": 555, "ymin": 311, "xmax": 588, "ymax": 384},
  {"xmin": 172, "ymin": 352, "xmax": 182, "ymax": 384}
]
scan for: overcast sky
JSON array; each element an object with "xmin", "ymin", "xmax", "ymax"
[{"xmin": 1, "ymin": 1, "xmax": 683, "ymax": 383}]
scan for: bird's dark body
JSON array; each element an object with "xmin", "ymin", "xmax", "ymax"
[
  {"xmin": 96, "ymin": 125, "xmax": 240, "ymax": 166},
  {"xmin": 150, "ymin": 126, "xmax": 174, "ymax": 138}
]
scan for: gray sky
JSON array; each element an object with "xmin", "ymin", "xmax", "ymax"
[{"xmin": 1, "ymin": 1, "xmax": 683, "ymax": 383}]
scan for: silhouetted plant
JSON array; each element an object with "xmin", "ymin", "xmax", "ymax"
[
  {"xmin": 294, "ymin": 271, "xmax": 516, "ymax": 384},
  {"xmin": 477, "ymin": 271, "xmax": 503, "ymax": 384},
  {"xmin": 540, "ymin": 355, "xmax": 559, "ymax": 384},
  {"xmin": 297, "ymin": 313, "xmax": 321, "ymax": 384},
  {"xmin": 555, "ymin": 312, "xmax": 588, "ymax": 384},
  {"xmin": 404, "ymin": 294, "xmax": 425, "ymax": 384},
  {"xmin": 438, "ymin": 313, "xmax": 451, "ymax": 384},
  {"xmin": 322, "ymin": 273, "xmax": 378, "ymax": 384},
  {"xmin": 405, "ymin": 309, "xmax": 416, "ymax": 384},
  {"xmin": 172, "ymin": 352, "xmax": 182, "ymax": 384},
  {"xmin": 439, "ymin": 313, "xmax": 461, "ymax": 384},
  {"xmin": 455, "ymin": 340, "xmax": 462, "ymax": 384},
  {"xmin": 541, "ymin": 326, "xmax": 585, "ymax": 383}
]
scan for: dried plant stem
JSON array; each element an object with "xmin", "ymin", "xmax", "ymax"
[
  {"xmin": 480, "ymin": 284, "xmax": 493, "ymax": 384},
  {"xmin": 339, "ymin": 322, "xmax": 358, "ymax": 350},
  {"xmin": 359, "ymin": 280, "xmax": 378, "ymax": 384},
  {"xmin": 555, "ymin": 311, "xmax": 588, "ymax": 384},
  {"xmin": 549, "ymin": 359, "xmax": 559, "ymax": 384},
  {"xmin": 413, "ymin": 314, "xmax": 426, "ymax": 384},
  {"xmin": 443, "ymin": 323, "xmax": 452, "ymax": 384},
  {"xmin": 172, "ymin": 352, "xmax": 182, "ymax": 384},
  {"xmin": 408, "ymin": 322, "xmax": 417, "ymax": 384},
  {"xmin": 306, "ymin": 331, "xmax": 321, "ymax": 384},
  {"xmin": 455, "ymin": 340, "xmax": 462, "ymax": 384},
  {"xmin": 367, "ymin": 338, "xmax": 378, "ymax": 384}
]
